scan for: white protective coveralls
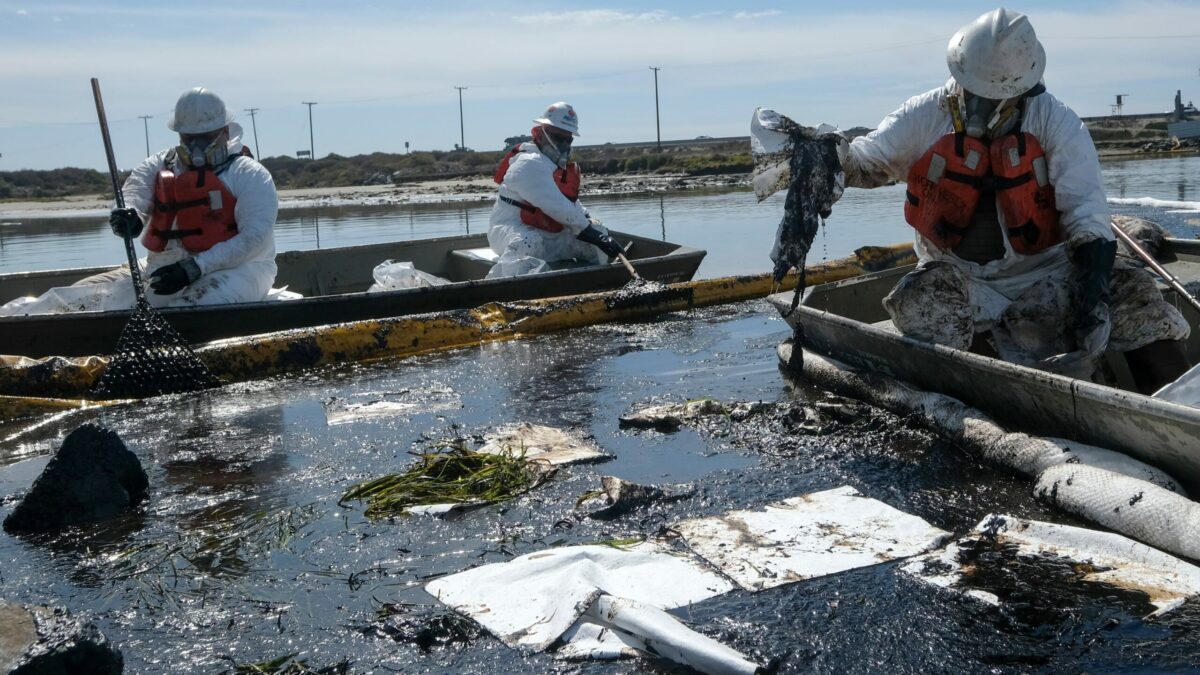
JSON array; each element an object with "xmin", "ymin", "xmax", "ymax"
[
  {"xmin": 844, "ymin": 79, "xmax": 1189, "ymax": 363},
  {"xmin": 486, "ymin": 142, "xmax": 607, "ymax": 278},
  {"xmin": 120, "ymin": 127, "xmax": 277, "ymax": 307},
  {"xmin": 0, "ymin": 127, "xmax": 279, "ymax": 316}
]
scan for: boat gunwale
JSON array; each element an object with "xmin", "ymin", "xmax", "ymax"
[{"xmin": 0, "ymin": 230, "xmax": 705, "ymax": 324}]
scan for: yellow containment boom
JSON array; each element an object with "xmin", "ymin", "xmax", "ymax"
[{"xmin": 0, "ymin": 244, "xmax": 914, "ymax": 413}]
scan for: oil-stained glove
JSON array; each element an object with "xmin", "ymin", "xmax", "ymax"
[
  {"xmin": 1069, "ymin": 237, "xmax": 1117, "ymax": 356},
  {"xmin": 109, "ymin": 208, "xmax": 143, "ymax": 239},
  {"xmin": 577, "ymin": 225, "xmax": 623, "ymax": 259},
  {"xmin": 149, "ymin": 258, "xmax": 201, "ymax": 295}
]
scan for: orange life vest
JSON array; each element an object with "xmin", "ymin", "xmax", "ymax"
[
  {"xmin": 493, "ymin": 146, "xmax": 581, "ymax": 233},
  {"xmin": 143, "ymin": 165, "xmax": 238, "ymax": 253},
  {"xmin": 904, "ymin": 131, "xmax": 1062, "ymax": 255}
]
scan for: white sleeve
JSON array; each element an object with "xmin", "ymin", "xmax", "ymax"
[
  {"xmin": 844, "ymin": 89, "xmax": 947, "ymax": 189},
  {"xmin": 192, "ymin": 158, "xmax": 278, "ymax": 275},
  {"xmin": 505, "ymin": 154, "xmax": 591, "ymax": 235},
  {"xmin": 120, "ymin": 151, "xmax": 168, "ymax": 219},
  {"xmin": 1027, "ymin": 95, "xmax": 1113, "ymax": 246}
]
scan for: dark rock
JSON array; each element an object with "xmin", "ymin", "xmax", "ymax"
[
  {"xmin": 0, "ymin": 600, "xmax": 123, "ymax": 674},
  {"xmin": 3, "ymin": 424, "xmax": 147, "ymax": 533}
]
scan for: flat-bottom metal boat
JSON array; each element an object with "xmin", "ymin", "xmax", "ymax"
[
  {"xmin": 769, "ymin": 238, "xmax": 1200, "ymax": 489},
  {"xmin": 0, "ymin": 231, "xmax": 705, "ymax": 358}
]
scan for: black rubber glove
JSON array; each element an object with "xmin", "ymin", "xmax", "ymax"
[
  {"xmin": 149, "ymin": 259, "xmax": 202, "ymax": 295},
  {"xmin": 109, "ymin": 208, "xmax": 143, "ymax": 239},
  {"xmin": 576, "ymin": 225, "xmax": 623, "ymax": 259},
  {"xmin": 1069, "ymin": 238, "xmax": 1117, "ymax": 353}
]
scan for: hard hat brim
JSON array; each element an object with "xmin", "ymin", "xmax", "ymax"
[{"xmin": 533, "ymin": 117, "xmax": 580, "ymax": 137}]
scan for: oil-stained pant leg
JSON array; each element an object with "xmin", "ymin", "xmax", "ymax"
[
  {"xmin": 486, "ymin": 223, "xmax": 608, "ymax": 279},
  {"xmin": 882, "ymin": 261, "xmax": 975, "ymax": 350},
  {"xmin": 1108, "ymin": 260, "xmax": 1191, "ymax": 352}
]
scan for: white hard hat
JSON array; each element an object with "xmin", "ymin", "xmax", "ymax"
[
  {"xmin": 167, "ymin": 87, "xmax": 234, "ymax": 134},
  {"xmin": 947, "ymin": 8, "xmax": 1046, "ymax": 100},
  {"xmin": 533, "ymin": 101, "xmax": 580, "ymax": 137}
]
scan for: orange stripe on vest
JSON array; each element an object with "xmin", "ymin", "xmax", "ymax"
[
  {"xmin": 904, "ymin": 131, "xmax": 1061, "ymax": 255},
  {"xmin": 493, "ymin": 147, "xmax": 581, "ymax": 233},
  {"xmin": 143, "ymin": 167, "xmax": 239, "ymax": 253}
]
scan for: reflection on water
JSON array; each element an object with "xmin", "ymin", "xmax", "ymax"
[{"xmin": 1, "ymin": 155, "xmax": 1198, "ymax": 278}]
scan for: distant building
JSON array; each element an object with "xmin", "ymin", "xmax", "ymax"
[
  {"xmin": 503, "ymin": 134, "xmax": 532, "ymax": 150},
  {"xmin": 1174, "ymin": 90, "xmax": 1199, "ymax": 122}
]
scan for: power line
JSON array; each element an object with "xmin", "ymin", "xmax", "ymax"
[
  {"xmin": 244, "ymin": 108, "xmax": 261, "ymax": 159},
  {"xmin": 453, "ymin": 86, "xmax": 467, "ymax": 150},
  {"xmin": 138, "ymin": 115, "xmax": 152, "ymax": 157},
  {"xmin": 649, "ymin": 67, "xmax": 662, "ymax": 151},
  {"xmin": 302, "ymin": 101, "xmax": 317, "ymax": 160}
]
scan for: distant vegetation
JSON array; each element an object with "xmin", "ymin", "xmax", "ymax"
[
  {"xmin": 0, "ymin": 167, "xmax": 118, "ymax": 200},
  {"xmin": 0, "ymin": 116, "xmax": 1188, "ymax": 201}
]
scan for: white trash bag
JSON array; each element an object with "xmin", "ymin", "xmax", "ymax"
[{"xmin": 367, "ymin": 260, "xmax": 450, "ymax": 293}]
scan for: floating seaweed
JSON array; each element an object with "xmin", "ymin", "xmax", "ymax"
[{"xmin": 339, "ymin": 440, "xmax": 552, "ymax": 518}]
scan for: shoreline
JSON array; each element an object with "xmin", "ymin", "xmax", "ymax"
[
  {"xmin": 0, "ymin": 173, "xmax": 750, "ymax": 219},
  {"xmin": 2, "ymin": 146, "xmax": 1197, "ymax": 220}
]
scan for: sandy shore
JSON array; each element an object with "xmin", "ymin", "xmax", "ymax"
[{"xmin": 0, "ymin": 173, "xmax": 750, "ymax": 219}]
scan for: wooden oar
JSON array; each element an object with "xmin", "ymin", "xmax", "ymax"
[{"xmin": 1111, "ymin": 222, "xmax": 1200, "ymax": 315}]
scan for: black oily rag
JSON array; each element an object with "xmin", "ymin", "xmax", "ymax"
[{"xmin": 773, "ymin": 131, "xmax": 842, "ymax": 313}]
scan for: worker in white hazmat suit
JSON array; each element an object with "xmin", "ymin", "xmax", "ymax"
[
  {"xmin": 105, "ymin": 87, "xmax": 278, "ymax": 307},
  {"xmin": 486, "ymin": 102, "xmax": 623, "ymax": 278},
  {"xmin": 824, "ymin": 8, "xmax": 1189, "ymax": 392}
]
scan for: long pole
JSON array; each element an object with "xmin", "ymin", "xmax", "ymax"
[
  {"xmin": 1111, "ymin": 223, "xmax": 1200, "ymax": 315},
  {"xmin": 138, "ymin": 115, "xmax": 152, "ymax": 157},
  {"xmin": 302, "ymin": 101, "xmax": 317, "ymax": 160},
  {"xmin": 92, "ymin": 79, "xmax": 146, "ymax": 301},
  {"xmin": 650, "ymin": 66, "xmax": 661, "ymax": 151},
  {"xmin": 454, "ymin": 86, "xmax": 467, "ymax": 150},
  {"xmin": 244, "ymin": 107, "xmax": 261, "ymax": 158}
]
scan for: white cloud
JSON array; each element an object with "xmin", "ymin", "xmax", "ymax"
[
  {"xmin": 515, "ymin": 10, "xmax": 669, "ymax": 25},
  {"xmin": 733, "ymin": 10, "xmax": 781, "ymax": 20},
  {"xmin": 16, "ymin": 8, "xmax": 28, "ymax": 15}
]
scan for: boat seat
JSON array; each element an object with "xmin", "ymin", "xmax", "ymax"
[
  {"xmin": 870, "ymin": 319, "xmax": 901, "ymax": 335},
  {"xmin": 448, "ymin": 247, "xmax": 498, "ymax": 281},
  {"xmin": 457, "ymin": 247, "xmax": 499, "ymax": 263}
]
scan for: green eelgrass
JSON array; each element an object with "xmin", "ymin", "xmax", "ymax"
[{"xmin": 340, "ymin": 442, "xmax": 550, "ymax": 518}]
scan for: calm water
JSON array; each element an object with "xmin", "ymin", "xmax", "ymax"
[{"xmin": 2, "ymin": 154, "xmax": 1198, "ymax": 278}]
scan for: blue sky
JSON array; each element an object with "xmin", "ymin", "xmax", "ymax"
[{"xmin": 1, "ymin": 1, "xmax": 1198, "ymax": 171}]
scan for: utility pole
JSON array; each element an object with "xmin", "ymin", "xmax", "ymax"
[
  {"xmin": 649, "ymin": 66, "xmax": 662, "ymax": 151},
  {"xmin": 244, "ymin": 107, "xmax": 261, "ymax": 158},
  {"xmin": 454, "ymin": 86, "xmax": 467, "ymax": 150},
  {"xmin": 138, "ymin": 115, "xmax": 152, "ymax": 156},
  {"xmin": 302, "ymin": 101, "xmax": 317, "ymax": 160}
]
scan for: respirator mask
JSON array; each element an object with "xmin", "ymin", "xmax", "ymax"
[
  {"xmin": 962, "ymin": 93, "xmax": 1019, "ymax": 139},
  {"xmin": 176, "ymin": 128, "xmax": 230, "ymax": 169},
  {"xmin": 533, "ymin": 125, "xmax": 573, "ymax": 168}
]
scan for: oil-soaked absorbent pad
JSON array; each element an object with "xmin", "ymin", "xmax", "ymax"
[
  {"xmin": 901, "ymin": 514, "xmax": 1200, "ymax": 616},
  {"xmin": 674, "ymin": 485, "xmax": 952, "ymax": 591},
  {"xmin": 425, "ymin": 485, "xmax": 948, "ymax": 668},
  {"xmin": 323, "ymin": 385, "xmax": 461, "ymax": 426},
  {"xmin": 426, "ymin": 541, "xmax": 734, "ymax": 652},
  {"xmin": 478, "ymin": 422, "xmax": 610, "ymax": 465}
]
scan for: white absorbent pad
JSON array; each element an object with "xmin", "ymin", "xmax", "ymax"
[
  {"xmin": 425, "ymin": 541, "xmax": 734, "ymax": 652},
  {"xmin": 901, "ymin": 514, "xmax": 1200, "ymax": 616},
  {"xmin": 674, "ymin": 485, "xmax": 951, "ymax": 591}
]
